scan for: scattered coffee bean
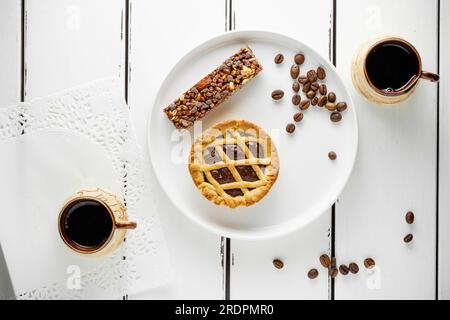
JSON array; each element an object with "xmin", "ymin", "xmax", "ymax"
[
  {"xmin": 273, "ymin": 259, "xmax": 284, "ymax": 269},
  {"xmin": 274, "ymin": 53, "xmax": 284, "ymax": 64},
  {"xmin": 364, "ymin": 258, "xmax": 376, "ymax": 269},
  {"xmin": 294, "ymin": 53, "xmax": 305, "ymax": 65},
  {"xmin": 405, "ymin": 211, "xmax": 415, "ymax": 224},
  {"xmin": 291, "ymin": 64, "xmax": 300, "ymax": 79},
  {"xmin": 318, "ymin": 95, "xmax": 327, "ymax": 107},
  {"xmin": 307, "ymin": 69, "xmax": 318, "ymax": 82},
  {"xmin": 302, "ymin": 82, "xmax": 311, "ymax": 93},
  {"xmin": 300, "ymin": 100, "xmax": 310, "ymax": 110},
  {"xmin": 328, "ymin": 92, "xmax": 336, "ymax": 102},
  {"xmin": 272, "ymin": 89, "xmax": 284, "ymax": 100},
  {"xmin": 308, "ymin": 268, "xmax": 319, "ymax": 279},
  {"xmin": 293, "ymin": 112, "xmax": 304, "ymax": 122},
  {"xmin": 326, "ymin": 102, "xmax": 337, "ymax": 111},
  {"xmin": 404, "ymin": 233, "xmax": 413, "ymax": 243},
  {"xmin": 330, "ymin": 111, "xmax": 342, "ymax": 122},
  {"xmin": 349, "ymin": 262, "xmax": 359, "ymax": 274},
  {"xmin": 298, "ymin": 75, "xmax": 308, "ymax": 84},
  {"xmin": 317, "ymin": 66, "xmax": 326, "ymax": 80},
  {"xmin": 292, "ymin": 94, "xmax": 301, "ymax": 105},
  {"xmin": 311, "ymin": 82, "xmax": 319, "ymax": 91},
  {"xmin": 328, "ymin": 151, "xmax": 337, "ymax": 160},
  {"xmin": 331, "ymin": 256, "xmax": 337, "ymax": 268},
  {"xmin": 292, "ymin": 82, "xmax": 300, "ymax": 92},
  {"xmin": 319, "ymin": 84, "xmax": 327, "ymax": 95},
  {"xmin": 320, "ymin": 254, "xmax": 331, "ymax": 268},
  {"xmin": 311, "ymin": 97, "xmax": 319, "ymax": 106},
  {"xmin": 339, "ymin": 264, "xmax": 349, "ymax": 275},
  {"xmin": 286, "ymin": 123, "xmax": 296, "ymax": 134},
  {"xmin": 306, "ymin": 90, "xmax": 316, "ymax": 99},
  {"xmin": 336, "ymin": 102, "xmax": 347, "ymax": 112},
  {"xmin": 329, "ymin": 267, "xmax": 339, "ymax": 278}
]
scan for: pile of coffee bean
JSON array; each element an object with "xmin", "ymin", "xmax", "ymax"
[
  {"xmin": 307, "ymin": 254, "xmax": 376, "ymax": 280},
  {"xmin": 271, "ymin": 52, "xmax": 349, "ymax": 134},
  {"xmin": 404, "ymin": 211, "xmax": 414, "ymax": 243}
]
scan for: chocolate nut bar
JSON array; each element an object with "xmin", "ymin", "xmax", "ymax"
[{"xmin": 163, "ymin": 47, "xmax": 262, "ymax": 129}]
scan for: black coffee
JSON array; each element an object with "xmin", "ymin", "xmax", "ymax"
[
  {"xmin": 365, "ymin": 41, "xmax": 420, "ymax": 94},
  {"xmin": 61, "ymin": 200, "xmax": 113, "ymax": 249}
]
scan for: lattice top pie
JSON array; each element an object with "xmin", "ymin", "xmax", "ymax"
[{"xmin": 189, "ymin": 120, "xmax": 279, "ymax": 208}]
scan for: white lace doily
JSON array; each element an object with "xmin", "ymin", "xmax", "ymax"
[{"xmin": 0, "ymin": 78, "xmax": 171, "ymax": 299}]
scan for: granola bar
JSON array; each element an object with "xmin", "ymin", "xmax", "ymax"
[{"xmin": 163, "ymin": 47, "xmax": 262, "ymax": 129}]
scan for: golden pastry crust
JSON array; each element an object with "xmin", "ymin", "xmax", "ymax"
[{"xmin": 189, "ymin": 120, "xmax": 279, "ymax": 208}]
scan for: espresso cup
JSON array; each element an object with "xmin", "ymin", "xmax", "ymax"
[
  {"xmin": 58, "ymin": 188, "xmax": 137, "ymax": 257},
  {"xmin": 351, "ymin": 36, "xmax": 439, "ymax": 105}
]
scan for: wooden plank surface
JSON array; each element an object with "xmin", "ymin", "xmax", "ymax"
[
  {"xmin": 335, "ymin": 0, "xmax": 438, "ymax": 299},
  {"xmin": 126, "ymin": 0, "xmax": 226, "ymax": 299},
  {"xmin": 229, "ymin": 0, "xmax": 333, "ymax": 300}
]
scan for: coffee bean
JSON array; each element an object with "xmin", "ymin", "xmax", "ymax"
[
  {"xmin": 349, "ymin": 262, "xmax": 359, "ymax": 274},
  {"xmin": 286, "ymin": 123, "xmax": 296, "ymax": 134},
  {"xmin": 306, "ymin": 90, "xmax": 316, "ymax": 99},
  {"xmin": 336, "ymin": 102, "xmax": 347, "ymax": 112},
  {"xmin": 311, "ymin": 97, "xmax": 319, "ymax": 106},
  {"xmin": 326, "ymin": 102, "xmax": 336, "ymax": 111},
  {"xmin": 318, "ymin": 95, "xmax": 327, "ymax": 107},
  {"xmin": 293, "ymin": 112, "xmax": 304, "ymax": 122},
  {"xmin": 339, "ymin": 264, "xmax": 349, "ymax": 275},
  {"xmin": 330, "ymin": 111, "xmax": 342, "ymax": 122},
  {"xmin": 298, "ymin": 75, "xmax": 308, "ymax": 84},
  {"xmin": 404, "ymin": 233, "xmax": 413, "ymax": 243},
  {"xmin": 272, "ymin": 89, "xmax": 284, "ymax": 100},
  {"xmin": 274, "ymin": 53, "xmax": 284, "ymax": 64},
  {"xmin": 317, "ymin": 66, "xmax": 326, "ymax": 80},
  {"xmin": 300, "ymin": 100, "xmax": 310, "ymax": 110},
  {"xmin": 319, "ymin": 254, "xmax": 331, "ymax": 268},
  {"xmin": 319, "ymin": 84, "xmax": 327, "ymax": 95},
  {"xmin": 308, "ymin": 268, "xmax": 319, "ymax": 279},
  {"xmin": 364, "ymin": 258, "xmax": 376, "ymax": 269},
  {"xmin": 294, "ymin": 53, "xmax": 305, "ymax": 65},
  {"xmin": 291, "ymin": 64, "xmax": 300, "ymax": 79},
  {"xmin": 331, "ymin": 256, "xmax": 336, "ymax": 268},
  {"xmin": 405, "ymin": 211, "xmax": 415, "ymax": 224},
  {"xmin": 273, "ymin": 259, "xmax": 284, "ymax": 269},
  {"xmin": 302, "ymin": 82, "xmax": 311, "ymax": 93},
  {"xmin": 292, "ymin": 82, "xmax": 300, "ymax": 92},
  {"xmin": 311, "ymin": 82, "xmax": 319, "ymax": 91},
  {"xmin": 328, "ymin": 151, "xmax": 337, "ymax": 160},
  {"xmin": 292, "ymin": 94, "xmax": 301, "ymax": 105},
  {"xmin": 329, "ymin": 267, "xmax": 338, "ymax": 278},
  {"xmin": 328, "ymin": 92, "xmax": 336, "ymax": 102},
  {"xmin": 307, "ymin": 69, "xmax": 318, "ymax": 82}
]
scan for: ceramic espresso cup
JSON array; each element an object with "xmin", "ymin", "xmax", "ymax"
[
  {"xmin": 58, "ymin": 188, "xmax": 137, "ymax": 257},
  {"xmin": 351, "ymin": 35, "xmax": 439, "ymax": 105}
]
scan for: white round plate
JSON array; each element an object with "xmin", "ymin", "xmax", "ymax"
[{"xmin": 148, "ymin": 30, "xmax": 358, "ymax": 240}]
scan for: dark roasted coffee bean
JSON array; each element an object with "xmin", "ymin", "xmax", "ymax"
[
  {"xmin": 307, "ymin": 69, "xmax": 318, "ymax": 82},
  {"xmin": 405, "ymin": 211, "xmax": 415, "ymax": 224},
  {"xmin": 300, "ymin": 100, "xmax": 310, "ymax": 110},
  {"xmin": 331, "ymin": 256, "xmax": 337, "ymax": 268},
  {"xmin": 298, "ymin": 75, "xmax": 308, "ymax": 84},
  {"xmin": 292, "ymin": 94, "xmax": 301, "ymax": 105},
  {"xmin": 326, "ymin": 102, "xmax": 336, "ymax": 111},
  {"xmin": 317, "ymin": 66, "xmax": 326, "ymax": 80},
  {"xmin": 293, "ymin": 112, "xmax": 304, "ymax": 122},
  {"xmin": 336, "ymin": 102, "xmax": 348, "ymax": 112},
  {"xmin": 319, "ymin": 254, "xmax": 331, "ymax": 268},
  {"xmin": 349, "ymin": 262, "xmax": 359, "ymax": 274},
  {"xmin": 292, "ymin": 82, "xmax": 300, "ymax": 92},
  {"xmin": 364, "ymin": 258, "xmax": 376, "ymax": 269},
  {"xmin": 311, "ymin": 82, "xmax": 319, "ymax": 91},
  {"xmin": 306, "ymin": 90, "xmax": 316, "ymax": 99},
  {"xmin": 272, "ymin": 89, "xmax": 284, "ymax": 100},
  {"xmin": 286, "ymin": 123, "xmax": 296, "ymax": 134},
  {"xmin": 294, "ymin": 53, "xmax": 305, "ymax": 65},
  {"xmin": 330, "ymin": 111, "xmax": 342, "ymax": 122},
  {"xmin": 291, "ymin": 64, "xmax": 300, "ymax": 79},
  {"xmin": 308, "ymin": 268, "xmax": 319, "ymax": 279},
  {"xmin": 328, "ymin": 151, "xmax": 337, "ymax": 160},
  {"xmin": 274, "ymin": 53, "xmax": 284, "ymax": 64},
  {"xmin": 328, "ymin": 92, "xmax": 336, "ymax": 102},
  {"xmin": 302, "ymin": 82, "xmax": 311, "ymax": 93},
  {"xmin": 311, "ymin": 97, "xmax": 319, "ymax": 106},
  {"xmin": 273, "ymin": 259, "xmax": 284, "ymax": 269},
  {"xmin": 404, "ymin": 233, "xmax": 413, "ymax": 243},
  {"xmin": 318, "ymin": 95, "xmax": 327, "ymax": 107},
  {"xmin": 339, "ymin": 264, "xmax": 349, "ymax": 275},
  {"xmin": 329, "ymin": 267, "xmax": 338, "ymax": 278},
  {"xmin": 319, "ymin": 84, "xmax": 327, "ymax": 95}
]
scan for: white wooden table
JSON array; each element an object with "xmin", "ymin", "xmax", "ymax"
[{"xmin": 0, "ymin": 0, "xmax": 448, "ymax": 300}]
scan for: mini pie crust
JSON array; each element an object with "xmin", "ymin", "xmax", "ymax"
[{"xmin": 189, "ymin": 120, "xmax": 279, "ymax": 208}]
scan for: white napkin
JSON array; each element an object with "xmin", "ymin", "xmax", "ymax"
[{"xmin": 0, "ymin": 78, "xmax": 171, "ymax": 299}]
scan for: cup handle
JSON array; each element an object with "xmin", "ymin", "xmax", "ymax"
[
  {"xmin": 115, "ymin": 221, "xmax": 137, "ymax": 229},
  {"xmin": 421, "ymin": 71, "xmax": 440, "ymax": 82}
]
